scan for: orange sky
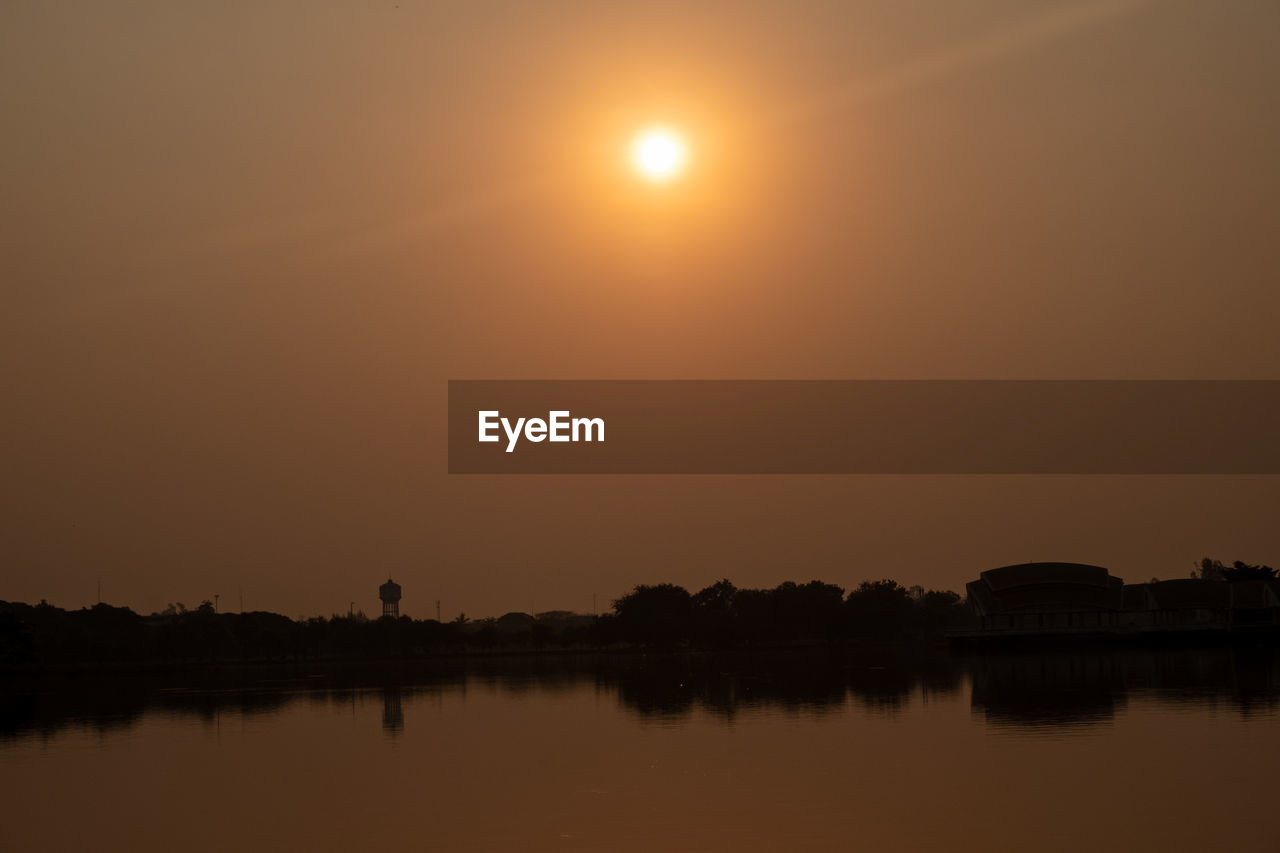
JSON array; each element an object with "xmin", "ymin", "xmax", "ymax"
[{"xmin": 2, "ymin": 1, "xmax": 1278, "ymax": 618}]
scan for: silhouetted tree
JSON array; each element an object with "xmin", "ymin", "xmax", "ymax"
[
  {"xmin": 614, "ymin": 584, "xmax": 693, "ymax": 646},
  {"xmin": 919, "ymin": 590, "xmax": 966, "ymax": 632},
  {"xmin": 1191, "ymin": 558, "xmax": 1276, "ymax": 582},
  {"xmin": 692, "ymin": 579, "xmax": 737, "ymax": 612},
  {"xmin": 772, "ymin": 581, "xmax": 845, "ymax": 641},
  {"xmin": 692, "ymin": 579, "xmax": 738, "ymax": 645},
  {"xmin": 845, "ymin": 580, "xmax": 916, "ymax": 639},
  {"xmin": 1222, "ymin": 561, "xmax": 1277, "ymax": 581},
  {"xmin": 0, "ymin": 570, "xmax": 980, "ymax": 666},
  {"xmin": 1193, "ymin": 558, "xmax": 1226, "ymax": 581}
]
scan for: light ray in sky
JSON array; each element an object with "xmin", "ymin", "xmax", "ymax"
[
  {"xmin": 773, "ymin": 0, "xmax": 1157, "ymax": 126},
  {"xmin": 155, "ymin": 0, "xmax": 1161, "ymax": 268}
]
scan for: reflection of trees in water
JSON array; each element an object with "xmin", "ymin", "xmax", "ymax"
[
  {"xmin": 0, "ymin": 653, "xmax": 962, "ymax": 735},
  {"xmin": 0, "ymin": 664, "xmax": 472, "ymax": 744},
  {"xmin": 611, "ymin": 660, "xmax": 966, "ymax": 721},
  {"xmin": 0, "ymin": 679, "xmax": 296, "ymax": 743},
  {"xmin": 612, "ymin": 660, "xmax": 856, "ymax": 720},
  {"xmin": 2, "ymin": 647, "xmax": 1277, "ymax": 739}
]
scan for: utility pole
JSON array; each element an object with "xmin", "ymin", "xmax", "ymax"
[
  {"xmin": 213, "ymin": 593, "xmax": 219, "ymax": 613},
  {"xmin": 436, "ymin": 599, "xmax": 441, "ymax": 622}
]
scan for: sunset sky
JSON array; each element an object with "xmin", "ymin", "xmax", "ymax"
[{"xmin": 3, "ymin": 1, "xmax": 1278, "ymax": 618}]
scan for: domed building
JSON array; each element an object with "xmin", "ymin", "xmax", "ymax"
[
  {"xmin": 962, "ymin": 561, "xmax": 1278, "ymax": 639},
  {"xmin": 966, "ymin": 562, "xmax": 1124, "ymax": 633}
]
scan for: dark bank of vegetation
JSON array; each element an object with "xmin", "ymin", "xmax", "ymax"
[
  {"xmin": 1191, "ymin": 558, "xmax": 1278, "ymax": 581},
  {"xmin": 0, "ymin": 578, "xmax": 971, "ymax": 669}
]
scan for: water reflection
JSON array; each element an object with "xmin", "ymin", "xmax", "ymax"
[
  {"xmin": 1, "ymin": 648, "xmax": 1277, "ymax": 742},
  {"xmin": 381, "ymin": 686, "xmax": 404, "ymax": 737},
  {"xmin": 969, "ymin": 653, "xmax": 1128, "ymax": 729},
  {"xmin": 604, "ymin": 651, "xmax": 965, "ymax": 720},
  {"xmin": 973, "ymin": 647, "xmax": 1280, "ymax": 730}
]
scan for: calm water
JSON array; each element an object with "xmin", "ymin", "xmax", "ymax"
[{"xmin": 2, "ymin": 649, "xmax": 1278, "ymax": 852}]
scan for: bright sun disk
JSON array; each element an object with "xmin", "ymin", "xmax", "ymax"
[{"xmin": 630, "ymin": 128, "xmax": 688, "ymax": 182}]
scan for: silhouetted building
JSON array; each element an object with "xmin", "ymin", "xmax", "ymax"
[
  {"xmin": 966, "ymin": 562, "xmax": 1124, "ymax": 633},
  {"xmin": 962, "ymin": 563, "xmax": 1280, "ymax": 640},
  {"xmin": 1127, "ymin": 579, "xmax": 1229, "ymax": 630},
  {"xmin": 1227, "ymin": 580, "xmax": 1280, "ymax": 627},
  {"xmin": 380, "ymin": 578, "xmax": 402, "ymax": 618}
]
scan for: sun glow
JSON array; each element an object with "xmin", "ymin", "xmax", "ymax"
[{"xmin": 629, "ymin": 127, "xmax": 689, "ymax": 183}]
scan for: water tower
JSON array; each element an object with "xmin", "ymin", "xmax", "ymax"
[{"xmin": 379, "ymin": 578, "xmax": 402, "ymax": 618}]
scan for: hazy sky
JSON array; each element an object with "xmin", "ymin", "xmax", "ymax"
[{"xmin": 3, "ymin": 0, "xmax": 1278, "ymax": 618}]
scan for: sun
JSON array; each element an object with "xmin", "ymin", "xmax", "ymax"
[{"xmin": 629, "ymin": 127, "xmax": 689, "ymax": 183}]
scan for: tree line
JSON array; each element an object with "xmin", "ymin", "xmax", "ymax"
[
  {"xmin": 1191, "ymin": 559, "xmax": 1277, "ymax": 582},
  {"xmin": 603, "ymin": 579, "xmax": 968, "ymax": 646},
  {"xmin": 0, "ymin": 578, "xmax": 971, "ymax": 667}
]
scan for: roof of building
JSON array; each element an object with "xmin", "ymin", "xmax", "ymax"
[
  {"xmin": 981, "ymin": 562, "xmax": 1115, "ymax": 591},
  {"xmin": 1146, "ymin": 579, "xmax": 1229, "ymax": 610},
  {"xmin": 968, "ymin": 562, "xmax": 1124, "ymax": 615}
]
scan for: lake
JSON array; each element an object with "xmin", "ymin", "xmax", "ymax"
[{"xmin": 2, "ymin": 648, "xmax": 1277, "ymax": 852}]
